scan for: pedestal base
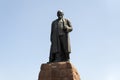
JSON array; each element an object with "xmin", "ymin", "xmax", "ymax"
[{"xmin": 38, "ymin": 61, "xmax": 80, "ymax": 80}]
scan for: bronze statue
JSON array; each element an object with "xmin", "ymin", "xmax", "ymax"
[{"xmin": 49, "ymin": 10, "xmax": 73, "ymax": 62}]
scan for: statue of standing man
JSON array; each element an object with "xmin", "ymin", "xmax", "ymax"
[{"xmin": 49, "ymin": 10, "xmax": 73, "ymax": 62}]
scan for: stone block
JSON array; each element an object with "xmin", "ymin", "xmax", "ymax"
[{"xmin": 38, "ymin": 62, "xmax": 80, "ymax": 80}]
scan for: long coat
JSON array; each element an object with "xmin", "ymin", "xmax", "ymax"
[{"xmin": 50, "ymin": 18, "xmax": 73, "ymax": 54}]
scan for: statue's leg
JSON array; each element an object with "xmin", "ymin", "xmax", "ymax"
[
  {"xmin": 59, "ymin": 35, "xmax": 69, "ymax": 61},
  {"xmin": 49, "ymin": 53, "xmax": 55, "ymax": 62},
  {"xmin": 65, "ymin": 52, "xmax": 70, "ymax": 61},
  {"xmin": 54, "ymin": 52, "xmax": 62, "ymax": 62}
]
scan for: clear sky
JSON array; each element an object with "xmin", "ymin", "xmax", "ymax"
[{"xmin": 0, "ymin": 0, "xmax": 120, "ymax": 80}]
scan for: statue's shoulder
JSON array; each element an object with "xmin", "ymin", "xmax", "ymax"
[
  {"xmin": 63, "ymin": 18, "xmax": 70, "ymax": 22},
  {"xmin": 64, "ymin": 18, "xmax": 68, "ymax": 20},
  {"xmin": 63, "ymin": 18, "xmax": 71, "ymax": 24},
  {"xmin": 52, "ymin": 19, "xmax": 58, "ymax": 24}
]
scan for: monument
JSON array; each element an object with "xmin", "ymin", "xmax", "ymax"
[
  {"xmin": 49, "ymin": 10, "xmax": 73, "ymax": 62},
  {"xmin": 38, "ymin": 10, "xmax": 80, "ymax": 80}
]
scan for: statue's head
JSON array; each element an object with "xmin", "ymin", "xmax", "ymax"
[{"xmin": 57, "ymin": 10, "xmax": 64, "ymax": 19}]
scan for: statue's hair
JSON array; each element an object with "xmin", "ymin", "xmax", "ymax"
[{"xmin": 57, "ymin": 10, "xmax": 64, "ymax": 15}]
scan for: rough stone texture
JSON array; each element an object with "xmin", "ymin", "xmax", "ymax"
[{"xmin": 38, "ymin": 62, "xmax": 80, "ymax": 80}]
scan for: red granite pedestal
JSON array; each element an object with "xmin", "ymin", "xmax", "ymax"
[{"xmin": 38, "ymin": 61, "xmax": 80, "ymax": 80}]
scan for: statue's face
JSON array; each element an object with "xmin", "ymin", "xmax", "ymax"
[{"xmin": 57, "ymin": 12, "xmax": 63, "ymax": 19}]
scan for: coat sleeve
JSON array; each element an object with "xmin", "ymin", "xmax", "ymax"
[{"xmin": 65, "ymin": 19, "xmax": 73, "ymax": 32}]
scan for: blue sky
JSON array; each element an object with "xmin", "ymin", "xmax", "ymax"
[{"xmin": 0, "ymin": 0, "xmax": 120, "ymax": 80}]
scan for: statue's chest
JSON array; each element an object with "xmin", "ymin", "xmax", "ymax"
[{"xmin": 57, "ymin": 20, "xmax": 64, "ymax": 29}]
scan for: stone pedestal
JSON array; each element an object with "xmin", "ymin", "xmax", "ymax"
[{"xmin": 38, "ymin": 61, "xmax": 80, "ymax": 80}]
